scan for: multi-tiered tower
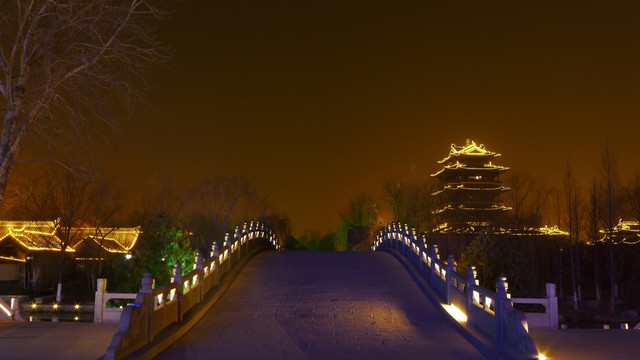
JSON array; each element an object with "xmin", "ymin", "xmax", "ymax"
[{"xmin": 431, "ymin": 139, "xmax": 510, "ymax": 231}]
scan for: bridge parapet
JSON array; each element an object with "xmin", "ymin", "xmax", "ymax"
[
  {"xmin": 104, "ymin": 221, "xmax": 279, "ymax": 360},
  {"xmin": 373, "ymin": 223, "xmax": 539, "ymax": 359}
]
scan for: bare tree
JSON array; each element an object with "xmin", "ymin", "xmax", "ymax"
[
  {"xmin": 86, "ymin": 180, "xmax": 121, "ymax": 291},
  {"xmin": 600, "ymin": 143, "xmax": 621, "ymax": 315},
  {"xmin": 11, "ymin": 164, "xmax": 98, "ymax": 302},
  {"xmin": 504, "ymin": 170, "xmax": 532, "ymax": 227},
  {"xmin": 383, "ymin": 169, "xmax": 434, "ymax": 233},
  {"xmin": 589, "ymin": 178, "xmax": 601, "ymax": 303},
  {"xmin": 195, "ymin": 174, "xmax": 269, "ymax": 241},
  {"xmin": 504, "ymin": 170, "xmax": 553, "ymax": 228},
  {"xmin": 564, "ymin": 161, "xmax": 581, "ymax": 310},
  {"xmin": 627, "ymin": 174, "xmax": 640, "ymax": 233},
  {"xmin": 0, "ymin": 1, "xmax": 167, "ymax": 207}
]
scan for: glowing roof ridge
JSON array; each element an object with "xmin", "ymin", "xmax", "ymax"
[{"xmin": 438, "ymin": 140, "xmax": 501, "ymax": 164}]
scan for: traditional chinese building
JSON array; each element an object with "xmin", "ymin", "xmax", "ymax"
[
  {"xmin": 431, "ymin": 138, "xmax": 510, "ymax": 231},
  {"xmin": 0, "ymin": 220, "xmax": 140, "ymax": 282},
  {"xmin": 598, "ymin": 219, "xmax": 640, "ymax": 245}
]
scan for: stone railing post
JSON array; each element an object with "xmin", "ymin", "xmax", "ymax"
[
  {"xmin": 430, "ymin": 244, "xmax": 439, "ymax": 287},
  {"xmin": 140, "ymin": 271, "xmax": 154, "ymax": 342},
  {"xmin": 173, "ymin": 261, "xmax": 183, "ymax": 323},
  {"xmin": 94, "ymin": 278, "xmax": 107, "ymax": 323},
  {"xmin": 446, "ymin": 254, "xmax": 455, "ymax": 305},
  {"xmin": 402, "ymin": 225, "xmax": 408, "ymax": 257},
  {"xmin": 546, "ymin": 283, "xmax": 558, "ymax": 328},
  {"xmin": 466, "ymin": 264, "xmax": 477, "ymax": 316},
  {"xmin": 196, "ymin": 251, "xmax": 203, "ymax": 303},
  {"xmin": 224, "ymin": 233, "xmax": 231, "ymax": 271},
  {"xmin": 409, "ymin": 228, "xmax": 416, "ymax": 264},
  {"xmin": 211, "ymin": 242, "xmax": 220, "ymax": 285},
  {"xmin": 10, "ymin": 297, "xmax": 22, "ymax": 321},
  {"xmin": 418, "ymin": 236, "xmax": 426, "ymax": 276},
  {"xmin": 496, "ymin": 274, "xmax": 509, "ymax": 348}
]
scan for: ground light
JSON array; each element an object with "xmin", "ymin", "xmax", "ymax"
[
  {"xmin": 0, "ymin": 302, "xmax": 11, "ymax": 317},
  {"xmin": 537, "ymin": 353, "xmax": 548, "ymax": 360},
  {"xmin": 442, "ymin": 304, "xmax": 467, "ymax": 322}
]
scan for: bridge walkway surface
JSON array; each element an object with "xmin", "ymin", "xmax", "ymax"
[
  {"xmin": 156, "ymin": 251, "xmax": 482, "ymax": 360},
  {"xmin": 0, "ymin": 321, "xmax": 118, "ymax": 359}
]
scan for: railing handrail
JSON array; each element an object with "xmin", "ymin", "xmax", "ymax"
[
  {"xmin": 372, "ymin": 222, "xmax": 539, "ymax": 359},
  {"xmin": 103, "ymin": 293, "xmax": 137, "ymax": 300},
  {"xmin": 104, "ymin": 220, "xmax": 280, "ymax": 360}
]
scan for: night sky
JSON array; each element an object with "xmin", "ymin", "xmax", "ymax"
[{"xmin": 101, "ymin": 1, "xmax": 640, "ymax": 234}]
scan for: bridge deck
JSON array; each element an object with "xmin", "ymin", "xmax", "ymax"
[{"xmin": 156, "ymin": 251, "xmax": 482, "ymax": 359}]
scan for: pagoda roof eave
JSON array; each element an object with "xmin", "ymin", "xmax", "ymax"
[
  {"xmin": 438, "ymin": 153, "xmax": 500, "ymax": 164},
  {"xmin": 433, "ymin": 205, "xmax": 512, "ymax": 214},
  {"xmin": 437, "ymin": 141, "xmax": 501, "ymax": 164},
  {"xmin": 431, "ymin": 165, "xmax": 510, "ymax": 177},
  {"xmin": 431, "ymin": 185, "xmax": 511, "ymax": 195}
]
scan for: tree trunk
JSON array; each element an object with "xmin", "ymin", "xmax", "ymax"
[{"xmin": 595, "ymin": 243, "xmax": 601, "ymax": 303}]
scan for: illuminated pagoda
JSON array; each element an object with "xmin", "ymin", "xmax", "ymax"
[{"xmin": 431, "ymin": 138, "xmax": 510, "ymax": 231}]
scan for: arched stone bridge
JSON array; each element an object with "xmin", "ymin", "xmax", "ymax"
[{"xmin": 104, "ymin": 221, "xmax": 541, "ymax": 360}]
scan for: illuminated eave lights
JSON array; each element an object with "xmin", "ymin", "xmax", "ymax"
[
  {"xmin": 437, "ymin": 141, "xmax": 501, "ymax": 164},
  {"xmin": 433, "ymin": 204, "xmax": 511, "ymax": 214},
  {"xmin": 432, "ymin": 185, "xmax": 511, "ymax": 196},
  {"xmin": 0, "ymin": 255, "xmax": 26, "ymax": 262},
  {"xmin": 0, "ymin": 234, "xmax": 76, "ymax": 252},
  {"xmin": 431, "ymin": 164, "xmax": 510, "ymax": 178}
]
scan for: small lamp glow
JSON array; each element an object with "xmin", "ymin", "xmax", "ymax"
[
  {"xmin": 443, "ymin": 304, "xmax": 468, "ymax": 322},
  {"xmin": 31, "ymin": 303, "xmax": 37, "ymax": 309},
  {"xmin": 74, "ymin": 304, "xmax": 80, "ymax": 310},
  {"xmin": 125, "ymin": 253, "xmax": 132, "ymax": 260},
  {"xmin": 52, "ymin": 303, "xmax": 59, "ymax": 310}
]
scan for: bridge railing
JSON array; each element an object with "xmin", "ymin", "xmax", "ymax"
[
  {"xmin": 512, "ymin": 284, "xmax": 558, "ymax": 329},
  {"xmin": 105, "ymin": 221, "xmax": 279, "ymax": 360},
  {"xmin": 373, "ymin": 222, "xmax": 538, "ymax": 358}
]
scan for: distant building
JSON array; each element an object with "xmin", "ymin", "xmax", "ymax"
[
  {"xmin": 0, "ymin": 220, "xmax": 140, "ymax": 282},
  {"xmin": 431, "ymin": 138, "xmax": 510, "ymax": 231},
  {"xmin": 598, "ymin": 219, "xmax": 640, "ymax": 245}
]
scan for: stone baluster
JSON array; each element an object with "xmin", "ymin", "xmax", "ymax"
[
  {"xmin": 466, "ymin": 264, "xmax": 477, "ymax": 316},
  {"xmin": 546, "ymin": 283, "xmax": 558, "ymax": 328},
  {"xmin": 430, "ymin": 244, "xmax": 439, "ymax": 287},
  {"xmin": 224, "ymin": 233, "xmax": 232, "ymax": 270},
  {"xmin": 195, "ymin": 251, "xmax": 203, "ymax": 303},
  {"xmin": 411, "ymin": 228, "xmax": 418, "ymax": 264},
  {"xmin": 210, "ymin": 242, "xmax": 218, "ymax": 259},
  {"xmin": 446, "ymin": 254, "xmax": 455, "ymax": 305},
  {"xmin": 211, "ymin": 242, "xmax": 220, "ymax": 285},
  {"xmin": 173, "ymin": 261, "xmax": 183, "ymax": 322},
  {"xmin": 418, "ymin": 235, "xmax": 426, "ymax": 275},
  {"xmin": 140, "ymin": 271, "xmax": 154, "ymax": 342},
  {"xmin": 496, "ymin": 274, "xmax": 509, "ymax": 348}
]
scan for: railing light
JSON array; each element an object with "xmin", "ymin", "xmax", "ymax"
[
  {"xmin": 0, "ymin": 303, "xmax": 11, "ymax": 317},
  {"xmin": 443, "ymin": 304, "xmax": 467, "ymax": 322}
]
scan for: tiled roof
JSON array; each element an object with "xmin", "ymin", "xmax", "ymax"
[{"xmin": 0, "ymin": 220, "xmax": 140, "ymax": 253}]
